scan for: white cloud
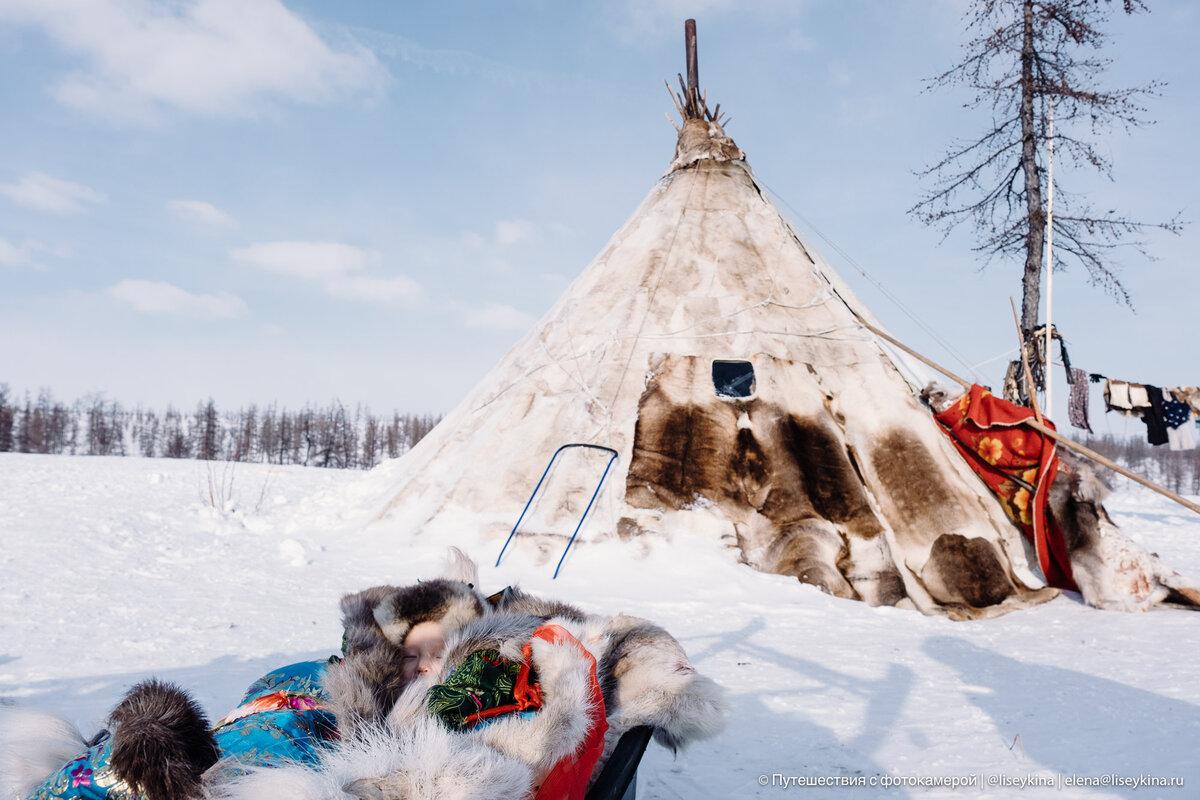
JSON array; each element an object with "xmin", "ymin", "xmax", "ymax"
[
  {"xmin": 232, "ymin": 240, "xmax": 421, "ymax": 305},
  {"xmin": 494, "ymin": 219, "xmax": 537, "ymax": 246},
  {"xmin": 461, "ymin": 303, "xmax": 535, "ymax": 332},
  {"xmin": 0, "ymin": 0, "xmax": 385, "ymax": 122},
  {"xmin": 0, "ymin": 237, "xmax": 72, "ymax": 267},
  {"xmin": 167, "ymin": 199, "xmax": 236, "ymax": 229},
  {"xmin": 780, "ymin": 29, "xmax": 817, "ymax": 53},
  {"xmin": 326, "ymin": 275, "xmax": 422, "ymax": 305},
  {"xmin": 0, "ymin": 172, "xmax": 105, "ymax": 214},
  {"xmin": 232, "ymin": 241, "xmax": 373, "ymax": 280},
  {"xmin": 108, "ymin": 279, "xmax": 247, "ymax": 319},
  {"xmin": 0, "ymin": 238, "xmax": 30, "ymax": 267}
]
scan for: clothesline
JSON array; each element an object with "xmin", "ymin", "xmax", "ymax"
[
  {"xmin": 1090, "ymin": 375, "xmax": 1199, "ymax": 451},
  {"xmin": 998, "ymin": 324, "xmax": 1198, "ymax": 450}
]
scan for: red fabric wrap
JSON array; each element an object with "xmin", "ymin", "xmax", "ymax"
[
  {"xmin": 530, "ymin": 624, "xmax": 608, "ymax": 800},
  {"xmin": 934, "ymin": 384, "xmax": 1078, "ymax": 592}
]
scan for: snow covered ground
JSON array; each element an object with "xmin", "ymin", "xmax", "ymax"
[{"xmin": 2, "ymin": 452, "xmax": 1198, "ymax": 799}]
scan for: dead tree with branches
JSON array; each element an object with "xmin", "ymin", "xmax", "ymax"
[{"xmin": 911, "ymin": 0, "xmax": 1183, "ymax": 336}]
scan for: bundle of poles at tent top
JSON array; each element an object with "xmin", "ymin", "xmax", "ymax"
[{"xmin": 859, "ymin": 317, "xmax": 1200, "ymax": 517}]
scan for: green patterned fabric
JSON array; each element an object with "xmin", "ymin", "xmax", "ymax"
[{"xmin": 427, "ymin": 649, "xmax": 528, "ymax": 730}]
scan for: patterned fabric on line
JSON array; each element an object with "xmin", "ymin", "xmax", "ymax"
[{"xmin": 1068, "ymin": 367, "xmax": 1092, "ymax": 433}]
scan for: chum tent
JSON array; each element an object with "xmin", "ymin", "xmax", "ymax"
[{"xmin": 376, "ymin": 27, "xmax": 1196, "ymax": 620}]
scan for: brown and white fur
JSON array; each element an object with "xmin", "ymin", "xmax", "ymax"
[
  {"xmin": 1050, "ymin": 451, "xmax": 1200, "ymax": 611},
  {"xmin": 922, "ymin": 381, "xmax": 1200, "ymax": 612}
]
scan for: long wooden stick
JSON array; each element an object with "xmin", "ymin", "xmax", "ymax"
[
  {"xmin": 1009, "ymin": 297, "xmax": 1043, "ymax": 424},
  {"xmin": 859, "ymin": 318, "xmax": 1200, "ymax": 516},
  {"xmin": 1045, "ymin": 101, "xmax": 1056, "ymax": 418},
  {"xmin": 860, "ymin": 319, "xmax": 973, "ymax": 388}
]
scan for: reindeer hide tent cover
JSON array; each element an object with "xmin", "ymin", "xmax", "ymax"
[{"xmin": 378, "ymin": 103, "xmax": 1194, "ymax": 620}]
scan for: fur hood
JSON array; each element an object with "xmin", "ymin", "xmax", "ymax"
[{"xmin": 325, "ymin": 549, "xmax": 488, "ymax": 738}]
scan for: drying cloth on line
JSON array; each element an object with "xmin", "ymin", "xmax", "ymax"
[
  {"xmin": 934, "ymin": 384, "xmax": 1078, "ymax": 593},
  {"xmin": 1162, "ymin": 399, "xmax": 1194, "ymax": 451},
  {"xmin": 1163, "ymin": 400, "xmax": 1191, "ymax": 430},
  {"xmin": 1104, "ymin": 379, "xmax": 1150, "ymax": 415},
  {"xmin": 1172, "ymin": 386, "xmax": 1200, "ymax": 416},
  {"xmin": 1144, "ymin": 386, "xmax": 1170, "ymax": 446},
  {"xmin": 1168, "ymin": 422, "xmax": 1197, "ymax": 452},
  {"xmin": 1068, "ymin": 367, "xmax": 1092, "ymax": 433},
  {"xmin": 1032, "ymin": 324, "xmax": 1073, "ymax": 383}
]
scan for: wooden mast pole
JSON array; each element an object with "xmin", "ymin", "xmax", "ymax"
[
  {"xmin": 858, "ymin": 318, "xmax": 1200, "ymax": 516},
  {"xmin": 685, "ymin": 19, "xmax": 699, "ymax": 99},
  {"xmin": 1044, "ymin": 101, "xmax": 1056, "ymax": 417}
]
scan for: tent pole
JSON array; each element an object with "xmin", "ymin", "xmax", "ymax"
[
  {"xmin": 861, "ymin": 319, "xmax": 972, "ymax": 390},
  {"xmin": 1044, "ymin": 101, "xmax": 1055, "ymax": 419},
  {"xmin": 1009, "ymin": 298, "xmax": 1043, "ymax": 424},
  {"xmin": 857, "ymin": 318, "xmax": 1200, "ymax": 516}
]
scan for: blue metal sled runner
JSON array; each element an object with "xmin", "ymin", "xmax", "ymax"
[{"xmin": 495, "ymin": 443, "xmax": 619, "ymax": 579}]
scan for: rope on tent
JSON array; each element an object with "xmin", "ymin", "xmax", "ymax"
[
  {"xmin": 971, "ymin": 346, "xmax": 1021, "ymax": 372},
  {"xmin": 604, "ymin": 167, "xmax": 703, "ymax": 437},
  {"xmin": 757, "ymin": 178, "xmax": 984, "ymax": 384},
  {"xmin": 538, "ymin": 334, "xmax": 611, "ymax": 422}
]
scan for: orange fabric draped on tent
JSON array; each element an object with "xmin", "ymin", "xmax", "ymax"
[{"xmin": 934, "ymin": 384, "xmax": 1079, "ymax": 593}]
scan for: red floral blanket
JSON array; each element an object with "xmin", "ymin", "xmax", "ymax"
[{"xmin": 934, "ymin": 384, "xmax": 1078, "ymax": 592}]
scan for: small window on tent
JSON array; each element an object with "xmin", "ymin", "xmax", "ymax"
[{"xmin": 712, "ymin": 360, "xmax": 755, "ymax": 399}]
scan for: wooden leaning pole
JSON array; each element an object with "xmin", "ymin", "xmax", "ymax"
[{"xmin": 858, "ymin": 318, "xmax": 1200, "ymax": 517}]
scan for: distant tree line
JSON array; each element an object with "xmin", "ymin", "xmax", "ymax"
[
  {"xmin": 0, "ymin": 384, "xmax": 440, "ymax": 469},
  {"xmin": 1080, "ymin": 434, "xmax": 1200, "ymax": 497}
]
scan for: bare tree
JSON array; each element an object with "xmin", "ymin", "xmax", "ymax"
[
  {"xmin": 911, "ymin": 0, "xmax": 1183, "ymax": 335},
  {"xmin": 195, "ymin": 399, "xmax": 221, "ymax": 461},
  {"xmin": 163, "ymin": 406, "xmax": 191, "ymax": 459},
  {"xmin": 0, "ymin": 384, "xmax": 13, "ymax": 452},
  {"xmin": 232, "ymin": 404, "xmax": 257, "ymax": 462}
]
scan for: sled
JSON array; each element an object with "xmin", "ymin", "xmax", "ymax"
[
  {"xmin": 586, "ymin": 725, "xmax": 653, "ymax": 800},
  {"xmin": 494, "ymin": 443, "xmax": 619, "ymax": 578}
]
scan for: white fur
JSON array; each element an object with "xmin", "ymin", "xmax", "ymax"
[
  {"xmin": 600, "ymin": 615, "xmax": 729, "ymax": 752},
  {"xmin": 1052, "ymin": 456, "xmax": 1199, "ymax": 612},
  {"xmin": 1071, "ymin": 514, "xmax": 1176, "ymax": 612},
  {"xmin": 209, "ymin": 718, "xmax": 531, "ymax": 800},
  {"xmin": 470, "ymin": 628, "xmax": 598, "ymax": 776},
  {"xmin": 441, "ymin": 547, "xmax": 480, "ymax": 588},
  {"xmin": 384, "ymin": 675, "xmax": 436, "ymax": 732},
  {"xmin": 0, "ymin": 708, "xmax": 86, "ymax": 799}
]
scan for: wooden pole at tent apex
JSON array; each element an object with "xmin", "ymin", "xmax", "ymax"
[
  {"xmin": 857, "ymin": 317, "xmax": 1200, "ymax": 517},
  {"xmin": 685, "ymin": 19, "xmax": 699, "ymax": 96}
]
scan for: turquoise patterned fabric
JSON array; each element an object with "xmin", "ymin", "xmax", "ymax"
[
  {"xmin": 24, "ymin": 732, "xmax": 137, "ymax": 800},
  {"xmin": 211, "ymin": 659, "xmax": 338, "ymax": 770},
  {"xmin": 26, "ymin": 660, "xmax": 339, "ymax": 800}
]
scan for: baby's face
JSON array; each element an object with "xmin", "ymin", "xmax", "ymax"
[{"xmin": 402, "ymin": 621, "xmax": 446, "ymax": 681}]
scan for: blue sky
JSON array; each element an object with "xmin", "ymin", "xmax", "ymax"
[{"xmin": 0, "ymin": 0, "xmax": 1196, "ymax": 420}]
